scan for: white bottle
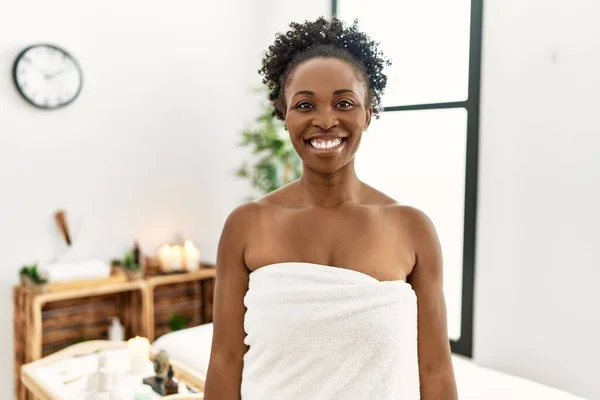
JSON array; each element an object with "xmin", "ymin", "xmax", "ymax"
[
  {"xmin": 86, "ymin": 355, "xmax": 121, "ymax": 399},
  {"xmin": 108, "ymin": 317, "xmax": 124, "ymax": 341},
  {"xmin": 85, "ymin": 370, "xmax": 122, "ymax": 400}
]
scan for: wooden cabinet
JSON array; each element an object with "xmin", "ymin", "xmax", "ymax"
[{"xmin": 13, "ymin": 265, "xmax": 215, "ymax": 400}]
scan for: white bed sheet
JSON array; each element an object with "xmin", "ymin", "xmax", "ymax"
[{"xmin": 153, "ymin": 324, "xmax": 585, "ymax": 400}]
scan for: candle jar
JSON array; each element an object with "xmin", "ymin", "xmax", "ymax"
[
  {"xmin": 169, "ymin": 245, "xmax": 184, "ymax": 272},
  {"xmin": 128, "ymin": 336, "xmax": 150, "ymax": 374},
  {"xmin": 158, "ymin": 245, "xmax": 172, "ymax": 274},
  {"xmin": 183, "ymin": 241, "xmax": 200, "ymax": 272}
]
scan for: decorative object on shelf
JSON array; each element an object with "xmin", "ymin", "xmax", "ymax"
[
  {"xmin": 168, "ymin": 314, "xmax": 190, "ymax": 332},
  {"xmin": 112, "ymin": 242, "xmax": 144, "ymax": 280},
  {"xmin": 164, "ymin": 365, "xmax": 180, "ymax": 395},
  {"xmin": 127, "ymin": 336, "xmax": 150, "ymax": 374},
  {"xmin": 19, "ymin": 263, "xmax": 48, "ymax": 292},
  {"xmin": 143, "ymin": 349, "xmax": 171, "ymax": 395},
  {"xmin": 13, "ymin": 44, "xmax": 83, "ymax": 110},
  {"xmin": 54, "ymin": 209, "xmax": 72, "ymax": 246},
  {"xmin": 152, "ymin": 349, "xmax": 170, "ymax": 380},
  {"xmin": 183, "ymin": 240, "xmax": 200, "ymax": 272},
  {"xmin": 235, "ymin": 88, "xmax": 302, "ymax": 199},
  {"xmin": 143, "ymin": 352, "xmax": 193, "ymax": 396},
  {"xmin": 157, "ymin": 240, "xmax": 201, "ymax": 273},
  {"xmin": 45, "ymin": 259, "xmax": 112, "ymax": 283},
  {"xmin": 85, "ymin": 354, "xmax": 119, "ymax": 395},
  {"xmin": 108, "ymin": 317, "xmax": 125, "ymax": 342}
]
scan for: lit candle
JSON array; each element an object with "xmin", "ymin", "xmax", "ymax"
[
  {"xmin": 170, "ymin": 245, "xmax": 183, "ymax": 271},
  {"xmin": 127, "ymin": 336, "xmax": 150, "ymax": 374},
  {"xmin": 158, "ymin": 244, "xmax": 171, "ymax": 273},
  {"xmin": 183, "ymin": 240, "xmax": 200, "ymax": 271}
]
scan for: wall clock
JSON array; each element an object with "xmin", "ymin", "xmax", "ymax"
[{"xmin": 13, "ymin": 44, "xmax": 83, "ymax": 110}]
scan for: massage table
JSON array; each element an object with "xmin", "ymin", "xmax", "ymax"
[{"xmin": 153, "ymin": 324, "xmax": 585, "ymax": 399}]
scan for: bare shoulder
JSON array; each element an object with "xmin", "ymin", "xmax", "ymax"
[
  {"xmin": 218, "ymin": 201, "xmax": 265, "ymax": 254},
  {"xmin": 388, "ymin": 204, "xmax": 437, "ymax": 239},
  {"xmin": 222, "ymin": 201, "xmax": 261, "ymax": 231}
]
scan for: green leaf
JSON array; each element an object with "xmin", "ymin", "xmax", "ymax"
[
  {"xmin": 235, "ymin": 85, "xmax": 303, "ymax": 195},
  {"xmin": 168, "ymin": 314, "xmax": 190, "ymax": 331}
]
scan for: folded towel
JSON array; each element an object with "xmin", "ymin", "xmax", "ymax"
[
  {"xmin": 242, "ymin": 262, "xmax": 420, "ymax": 400},
  {"xmin": 43, "ymin": 260, "xmax": 111, "ymax": 282}
]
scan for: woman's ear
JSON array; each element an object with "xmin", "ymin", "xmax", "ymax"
[{"xmin": 364, "ymin": 107, "xmax": 373, "ymax": 131}]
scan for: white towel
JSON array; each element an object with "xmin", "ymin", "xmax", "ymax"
[{"xmin": 242, "ymin": 262, "xmax": 420, "ymax": 400}]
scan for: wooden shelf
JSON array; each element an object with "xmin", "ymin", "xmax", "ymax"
[
  {"xmin": 146, "ymin": 267, "xmax": 216, "ymax": 287},
  {"xmin": 14, "ymin": 265, "xmax": 216, "ymax": 400}
]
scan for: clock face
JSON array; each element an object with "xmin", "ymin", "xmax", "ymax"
[{"xmin": 13, "ymin": 44, "xmax": 83, "ymax": 109}]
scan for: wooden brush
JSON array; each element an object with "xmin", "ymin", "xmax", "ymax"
[{"xmin": 54, "ymin": 209, "xmax": 72, "ymax": 246}]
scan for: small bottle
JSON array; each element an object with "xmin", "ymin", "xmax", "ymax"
[
  {"xmin": 164, "ymin": 365, "xmax": 179, "ymax": 395},
  {"xmin": 85, "ymin": 362, "xmax": 122, "ymax": 399},
  {"xmin": 133, "ymin": 241, "xmax": 141, "ymax": 265},
  {"xmin": 108, "ymin": 317, "xmax": 124, "ymax": 342}
]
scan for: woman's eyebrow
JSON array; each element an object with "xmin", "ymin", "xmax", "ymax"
[
  {"xmin": 292, "ymin": 89, "xmax": 357, "ymax": 98},
  {"xmin": 292, "ymin": 90, "xmax": 315, "ymax": 98},
  {"xmin": 333, "ymin": 89, "xmax": 356, "ymax": 96}
]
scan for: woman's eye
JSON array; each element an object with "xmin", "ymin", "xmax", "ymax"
[
  {"xmin": 296, "ymin": 102, "xmax": 313, "ymax": 109},
  {"xmin": 337, "ymin": 100, "xmax": 353, "ymax": 108}
]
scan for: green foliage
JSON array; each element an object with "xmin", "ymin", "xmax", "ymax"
[
  {"xmin": 121, "ymin": 251, "xmax": 141, "ymax": 271},
  {"xmin": 168, "ymin": 314, "xmax": 190, "ymax": 332},
  {"xmin": 236, "ymin": 93, "xmax": 302, "ymax": 196},
  {"xmin": 112, "ymin": 251, "xmax": 140, "ymax": 271},
  {"xmin": 19, "ymin": 263, "xmax": 47, "ymax": 284}
]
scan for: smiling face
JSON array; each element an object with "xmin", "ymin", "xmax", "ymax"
[{"xmin": 283, "ymin": 57, "xmax": 373, "ymax": 174}]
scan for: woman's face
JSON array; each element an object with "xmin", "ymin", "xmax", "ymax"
[{"xmin": 283, "ymin": 57, "xmax": 372, "ymax": 174}]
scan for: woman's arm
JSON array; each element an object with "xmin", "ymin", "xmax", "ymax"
[
  {"xmin": 406, "ymin": 207, "xmax": 458, "ymax": 400},
  {"xmin": 203, "ymin": 203, "xmax": 256, "ymax": 400}
]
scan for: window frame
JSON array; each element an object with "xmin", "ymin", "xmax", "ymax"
[{"xmin": 331, "ymin": 0, "xmax": 483, "ymax": 358}]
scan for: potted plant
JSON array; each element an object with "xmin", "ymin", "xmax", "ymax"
[
  {"xmin": 19, "ymin": 264, "xmax": 48, "ymax": 293},
  {"xmin": 113, "ymin": 242, "xmax": 144, "ymax": 280},
  {"xmin": 119, "ymin": 251, "xmax": 143, "ymax": 280},
  {"xmin": 235, "ymin": 90, "xmax": 302, "ymax": 198},
  {"xmin": 168, "ymin": 314, "xmax": 190, "ymax": 332}
]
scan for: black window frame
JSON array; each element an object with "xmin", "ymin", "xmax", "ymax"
[{"xmin": 331, "ymin": 0, "xmax": 483, "ymax": 358}]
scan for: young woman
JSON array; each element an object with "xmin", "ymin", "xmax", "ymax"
[{"xmin": 204, "ymin": 17, "xmax": 457, "ymax": 400}]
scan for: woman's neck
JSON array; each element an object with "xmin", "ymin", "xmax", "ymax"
[{"xmin": 294, "ymin": 161, "xmax": 367, "ymax": 208}]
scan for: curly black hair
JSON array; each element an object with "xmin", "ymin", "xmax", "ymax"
[{"xmin": 259, "ymin": 17, "xmax": 391, "ymax": 120}]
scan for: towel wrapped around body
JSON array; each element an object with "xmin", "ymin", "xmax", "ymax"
[{"xmin": 242, "ymin": 262, "xmax": 420, "ymax": 400}]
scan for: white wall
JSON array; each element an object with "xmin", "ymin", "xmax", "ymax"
[
  {"xmin": 474, "ymin": 0, "xmax": 600, "ymax": 398},
  {"xmin": 0, "ymin": 0, "xmax": 265, "ymax": 395}
]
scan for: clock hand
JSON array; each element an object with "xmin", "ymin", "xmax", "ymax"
[{"xmin": 44, "ymin": 69, "xmax": 66, "ymax": 79}]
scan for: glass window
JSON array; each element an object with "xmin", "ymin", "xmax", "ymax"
[
  {"xmin": 355, "ymin": 108, "xmax": 467, "ymax": 340},
  {"xmin": 337, "ymin": 0, "xmax": 471, "ymax": 106}
]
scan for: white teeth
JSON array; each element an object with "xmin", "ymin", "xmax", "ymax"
[{"xmin": 310, "ymin": 138, "xmax": 343, "ymax": 149}]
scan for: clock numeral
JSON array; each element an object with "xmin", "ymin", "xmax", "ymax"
[{"xmin": 23, "ymin": 57, "xmax": 31, "ymax": 64}]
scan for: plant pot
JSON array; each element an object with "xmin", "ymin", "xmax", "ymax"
[
  {"xmin": 21, "ymin": 275, "xmax": 48, "ymax": 293},
  {"xmin": 125, "ymin": 269, "xmax": 144, "ymax": 281}
]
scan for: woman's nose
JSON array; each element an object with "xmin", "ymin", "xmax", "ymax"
[{"xmin": 313, "ymin": 107, "xmax": 339, "ymax": 131}]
